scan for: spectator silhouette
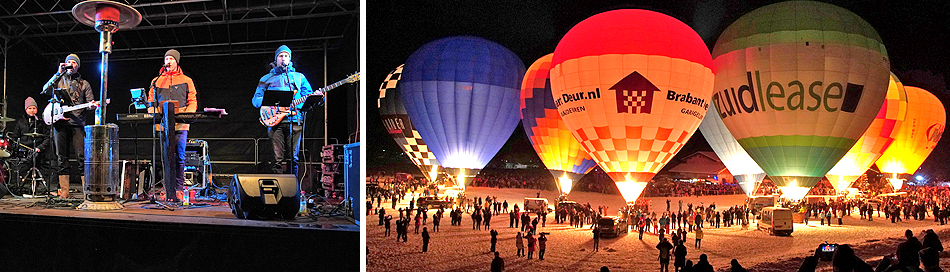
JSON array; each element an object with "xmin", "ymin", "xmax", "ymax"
[
  {"xmin": 692, "ymin": 254, "xmax": 714, "ymax": 272},
  {"xmin": 491, "ymin": 252, "xmax": 504, "ymax": 272},
  {"xmin": 920, "ymin": 229, "xmax": 943, "ymax": 272},
  {"xmin": 831, "ymin": 244, "xmax": 873, "ymax": 272},
  {"xmin": 729, "ymin": 259, "xmax": 747, "ymax": 272}
]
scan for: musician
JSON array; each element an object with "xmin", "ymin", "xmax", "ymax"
[
  {"xmin": 41, "ymin": 54, "xmax": 95, "ymax": 199},
  {"xmin": 147, "ymin": 49, "xmax": 198, "ymax": 203},
  {"xmin": 11, "ymin": 97, "xmax": 53, "ymax": 193},
  {"xmin": 252, "ymin": 45, "xmax": 322, "ymax": 175}
]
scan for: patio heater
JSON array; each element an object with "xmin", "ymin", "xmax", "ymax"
[{"xmin": 71, "ymin": 0, "xmax": 141, "ymax": 210}]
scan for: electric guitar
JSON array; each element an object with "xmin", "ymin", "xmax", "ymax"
[
  {"xmin": 259, "ymin": 72, "xmax": 360, "ymax": 127},
  {"xmin": 43, "ymin": 99, "xmax": 109, "ymax": 125}
]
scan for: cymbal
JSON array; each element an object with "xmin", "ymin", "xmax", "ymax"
[
  {"xmin": 22, "ymin": 132, "xmax": 45, "ymax": 138},
  {"xmin": 0, "ymin": 116, "xmax": 12, "ymax": 122}
]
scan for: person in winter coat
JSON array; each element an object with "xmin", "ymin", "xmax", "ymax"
[
  {"xmin": 252, "ymin": 45, "xmax": 322, "ymax": 176},
  {"xmin": 490, "ymin": 229, "xmax": 498, "ymax": 252},
  {"xmin": 527, "ymin": 233, "xmax": 537, "ymax": 259},
  {"xmin": 920, "ymin": 229, "xmax": 943, "ymax": 272},
  {"xmin": 674, "ymin": 240, "xmax": 688, "ymax": 272},
  {"xmin": 657, "ymin": 236, "xmax": 674, "ymax": 272},
  {"xmin": 515, "ymin": 232, "xmax": 525, "ymax": 257},
  {"xmin": 538, "ymin": 233, "xmax": 548, "ymax": 261},
  {"xmin": 490, "ymin": 252, "xmax": 505, "ymax": 272},
  {"xmin": 694, "ymin": 227, "xmax": 704, "ymax": 249}
]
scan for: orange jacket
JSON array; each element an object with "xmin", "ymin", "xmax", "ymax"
[{"xmin": 147, "ymin": 68, "xmax": 198, "ymax": 131}]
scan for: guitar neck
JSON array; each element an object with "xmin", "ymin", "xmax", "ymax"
[
  {"xmin": 287, "ymin": 78, "xmax": 348, "ymax": 108},
  {"xmin": 64, "ymin": 101, "xmax": 96, "ymax": 111}
]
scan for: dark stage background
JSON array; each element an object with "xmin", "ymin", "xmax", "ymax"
[{"xmin": 2, "ymin": 25, "xmax": 360, "ymax": 178}]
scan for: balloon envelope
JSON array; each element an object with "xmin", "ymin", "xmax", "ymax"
[
  {"xmin": 698, "ymin": 103, "xmax": 766, "ymax": 196},
  {"xmin": 875, "ymin": 86, "xmax": 945, "ymax": 177},
  {"xmin": 712, "ymin": 1, "xmax": 890, "ymax": 196},
  {"xmin": 825, "ymin": 73, "xmax": 907, "ymax": 192},
  {"xmin": 400, "ymin": 36, "xmax": 526, "ymax": 186},
  {"xmin": 377, "ymin": 64, "xmax": 443, "ymax": 182},
  {"xmin": 521, "ymin": 53, "xmax": 598, "ymax": 195},
  {"xmin": 550, "ymin": 9, "xmax": 714, "ymax": 203}
]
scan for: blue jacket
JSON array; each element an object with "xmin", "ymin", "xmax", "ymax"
[{"xmin": 252, "ymin": 63, "xmax": 315, "ymax": 123}]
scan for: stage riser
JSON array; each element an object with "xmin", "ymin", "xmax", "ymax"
[{"xmin": 0, "ymin": 213, "xmax": 359, "ymax": 270}]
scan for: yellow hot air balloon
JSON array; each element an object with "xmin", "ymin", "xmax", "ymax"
[
  {"xmin": 712, "ymin": 1, "xmax": 890, "ymax": 201},
  {"xmin": 825, "ymin": 73, "xmax": 907, "ymax": 194},
  {"xmin": 550, "ymin": 9, "xmax": 714, "ymax": 203},
  {"xmin": 875, "ymin": 86, "xmax": 945, "ymax": 190},
  {"xmin": 521, "ymin": 54, "xmax": 598, "ymax": 196}
]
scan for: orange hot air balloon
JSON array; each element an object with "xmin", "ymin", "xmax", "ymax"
[
  {"xmin": 875, "ymin": 86, "xmax": 946, "ymax": 190},
  {"xmin": 825, "ymin": 73, "xmax": 907, "ymax": 193},
  {"xmin": 521, "ymin": 53, "xmax": 598, "ymax": 196},
  {"xmin": 550, "ymin": 9, "xmax": 714, "ymax": 203}
]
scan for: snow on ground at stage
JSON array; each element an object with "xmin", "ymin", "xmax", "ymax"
[{"xmin": 367, "ymin": 187, "xmax": 950, "ymax": 272}]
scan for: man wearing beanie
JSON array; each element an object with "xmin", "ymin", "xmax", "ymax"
[
  {"xmin": 12, "ymin": 97, "xmax": 53, "ymax": 195},
  {"xmin": 252, "ymin": 45, "xmax": 322, "ymax": 176},
  {"xmin": 41, "ymin": 54, "xmax": 95, "ymax": 199},
  {"xmin": 147, "ymin": 49, "xmax": 198, "ymax": 204}
]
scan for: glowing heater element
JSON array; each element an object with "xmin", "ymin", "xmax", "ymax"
[
  {"xmin": 712, "ymin": 1, "xmax": 890, "ymax": 190},
  {"xmin": 778, "ymin": 181, "xmax": 811, "ymax": 201},
  {"xmin": 557, "ymin": 175, "xmax": 574, "ymax": 195},
  {"xmin": 615, "ymin": 175, "xmax": 649, "ymax": 203},
  {"xmin": 550, "ymin": 9, "xmax": 713, "ymax": 203},
  {"xmin": 888, "ymin": 176, "xmax": 905, "ymax": 191}
]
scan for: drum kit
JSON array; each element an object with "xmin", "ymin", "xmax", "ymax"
[{"xmin": 0, "ymin": 117, "xmax": 51, "ymax": 198}]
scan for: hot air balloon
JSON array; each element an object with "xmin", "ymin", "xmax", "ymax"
[
  {"xmin": 550, "ymin": 9, "xmax": 714, "ymax": 203},
  {"xmin": 875, "ymin": 86, "xmax": 945, "ymax": 190},
  {"xmin": 712, "ymin": 1, "xmax": 890, "ymax": 201},
  {"xmin": 698, "ymin": 103, "xmax": 766, "ymax": 197},
  {"xmin": 399, "ymin": 36, "xmax": 526, "ymax": 189},
  {"xmin": 825, "ymin": 73, "xmax": 907, "ymax": 193},
  {"xmin": 378, "ymin": 64, "xmax": 443, "ymax": 182},
  {"xmin": 521, "ymin": 53, "xmax": 598, "ymax": 196}
]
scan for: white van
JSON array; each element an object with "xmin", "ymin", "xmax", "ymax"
[
  {"xmin": 523, "ymin": 198, "xmax": 550, "ymax": 213},
  {"xmin": 758, "ymin": 207, "xmax": 793, "ymax": 236}
]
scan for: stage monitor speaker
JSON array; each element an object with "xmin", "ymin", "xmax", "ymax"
[{"xmin": 228, "ymin": 174, "xmax": 300, "ymax": 220}]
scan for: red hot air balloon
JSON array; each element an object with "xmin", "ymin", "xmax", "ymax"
[{"xmin": 550, "ymin": 9, "xmax": 715, "ymax": 203}]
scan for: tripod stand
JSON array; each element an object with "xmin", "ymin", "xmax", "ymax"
[{"xmin": 16, "ymin": 133, "xmax": 48, "ymax": 198}]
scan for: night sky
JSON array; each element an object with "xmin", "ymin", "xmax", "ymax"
[{"xmin": 367, "ymin": 0, "xmax": 950, "ymax": 180}]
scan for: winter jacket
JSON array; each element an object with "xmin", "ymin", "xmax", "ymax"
[
  {"xmin": 11, "ymin": 114, "xmax": 51, "ymax": 152},
  {"xmin": 42, "ymin": 72, "xmax": 94, "ymax": 127},
  {"xmin": 252, "ymin": 63, "xmax": 317, "ymax": 124},
  {"xmin": 148, "ymin": 68, "xmax": 198, "ymax": 131}
]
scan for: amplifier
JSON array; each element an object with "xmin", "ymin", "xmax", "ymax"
[{"xmin": 321, "ymin": 144, "xmax": 345, "ymax": 163}]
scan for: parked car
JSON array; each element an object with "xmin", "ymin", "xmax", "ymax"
[
  {"xmin": 416, "ymin": 196, "xmax": 451, "ymax": 209},
  {"xmin": 597, "ymin": 216, "xmax": 628, "ymax": 237}
]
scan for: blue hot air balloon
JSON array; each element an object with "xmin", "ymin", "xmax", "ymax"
[{"xmin": 400, "ymin": 36, "xmax": 526, "ymax": 188}]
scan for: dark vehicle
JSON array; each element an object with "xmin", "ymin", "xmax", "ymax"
[
  {"xmin": 416, "ymin": 196, "xmax": 451, "ymax": 209},
  {"xmin": 597, "ymin": 216, "xmax": 628, "ymax": 237},
  {"xmin": 558, "ymin": 201, "xmax": 584, "ymax": 213}
]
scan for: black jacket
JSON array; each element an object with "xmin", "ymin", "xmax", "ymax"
[
  {"xmin": 42, "ymin": 72, "xmax": 94, "ymax": 127},
  {"xmin": 11, "ymin": 115, "xmax": 51, "ymax": 152}
]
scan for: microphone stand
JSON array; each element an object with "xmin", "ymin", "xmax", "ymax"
[{"xmin": 148, "ymin": 66, "xmax": 165, "ymax": 200}]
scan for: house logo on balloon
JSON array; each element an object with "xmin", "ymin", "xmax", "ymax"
[{"xmin": 612, "ymin": 71, "xmax": 659, "ymax": 114}]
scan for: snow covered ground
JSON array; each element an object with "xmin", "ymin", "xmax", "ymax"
[{"xmin": 366, "ymin": 187, "xmax": 950, "ymax": 271}]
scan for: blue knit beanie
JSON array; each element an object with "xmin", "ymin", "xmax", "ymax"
[{"xmin": 275, "ymin": 45, "xmax": 292, "ymax": 60}]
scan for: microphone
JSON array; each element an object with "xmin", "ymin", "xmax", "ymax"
[{"xmin": 63, "ymin": 65, "xmax": 74, "ymax": 70}]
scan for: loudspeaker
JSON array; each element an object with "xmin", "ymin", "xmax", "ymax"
[
  {"xmin": 227, "ymin": 174, "xmax": 300, "ymax": 219},
  {"xmin": 344, "ymin": 142, "xmax": 360, "ymax": 222}
]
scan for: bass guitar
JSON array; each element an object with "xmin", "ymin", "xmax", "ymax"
[
  {"xmin": 43, "ymin": 99, "xmax": 109, "ymax": 125},
  {"xmin": 259, "ymin": 72, "xmax": 360, "ymax": 127}
]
